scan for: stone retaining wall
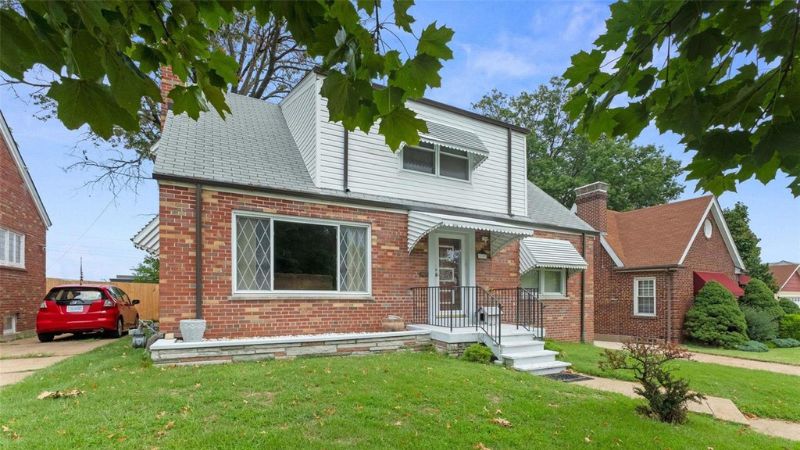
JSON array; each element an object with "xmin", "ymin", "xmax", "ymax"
[{"xmin": 150, "ymin": 331, "xmax": 432, "ymax": 366}]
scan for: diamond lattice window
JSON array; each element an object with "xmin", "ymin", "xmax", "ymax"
[
  {"xmin": 339, "ymin": 225, "xmax": 368, "ymax": 292},
  {"xmin": 236, "ymin": 216, "xmax": 272, "ymax": 291}
]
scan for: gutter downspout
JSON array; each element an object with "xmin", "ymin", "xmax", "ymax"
[
  {"xmin": 666, "ymin": 269, "xmax": 673, "ymax": 343},
  {"xmin": 507, "ymin": 127, "xmax": 512, "ymax": 217},
  {"xmin": 580, "ymin": 233, "xmax": 586, "ymax": 343},
  {"xmin": 195, "ymin": 183, "xmax": 203, "ymax": 319},
  {"xmin": 343, "ymin": 128, "xmax": 350, "ymax": 192}
]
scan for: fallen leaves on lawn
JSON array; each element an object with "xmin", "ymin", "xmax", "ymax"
[
  {"xmin": 37, "ymin": 389, "xmax": 83, "ymax": 400},
  {"xmin": 584, "ymin": 436, "xmax": 592, "ymax": 443},
  {"xmin": 490, "ymin": 417, "xmax": 512, "ymax": 428},
  {"xmin": 2, "ymin": 425, "xmax": 20, "ymax": 440},
  {"xmin": 474, "ymin": 443, "xmax": 491, "ymax": 450}
]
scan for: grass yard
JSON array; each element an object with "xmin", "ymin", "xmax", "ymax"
[
  {"xmin": 554, "ymin": 341, "xmax": 800, "ymax": 422},
  {"xmin": 684, "ymin": 343, "xmax": 800, "ymax": 366},
  {"xmin": 0, "ymin": 339, "xmax": 792, "ymax": 449}
]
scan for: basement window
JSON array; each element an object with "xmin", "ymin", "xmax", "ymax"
[{"xmin": 233, "ymin": 213, "xmax": 370, "ymax": 295}]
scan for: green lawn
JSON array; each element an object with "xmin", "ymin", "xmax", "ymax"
[
  {"xmin": 0, "ymin": 339, "xmax": 791, "ymax": 449},
  {"xmin": 555, "ymin": 341, "xmax": 800, "ymax": 422},
  {"xmin": 683, "ymin": 343, "xmax": 800, "ymax": 366}
]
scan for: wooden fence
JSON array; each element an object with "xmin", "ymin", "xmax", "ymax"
[{"xmin": 45, "ymin": 278, "xmax": 160, "ymax": 321}]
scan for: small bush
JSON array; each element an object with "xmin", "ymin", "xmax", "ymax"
[
  {"xmin": 741, "ymin": 279, "xmax": 785, "ymax": 323},
  {"xmin": 771, "ymin": 338, "xmax": 800, "ymax": 348},
  {"xmin": 742, "ymin": 307, "xmax": 779, "ymax": 341},
  {"xmin": 735, "ymin": 340, "xmax": 769, "ymax": 352},
  {"xmin": 779, "ymin": 298, "xmax": 800, "ymax": 315},
  {"xmin": 600, "ymin": 342, "xmax": 704, "ymax": 424},
  {"xmin": 684, "ymin": 282, "xmax": 748, "ymax": 348},
  {"xmin": 462, "ymin": 344, "xmax": 493, "ymax": 364},
  {"xmin": 779, "ymin": 314, "xmax": 800, "ymax": 340}
]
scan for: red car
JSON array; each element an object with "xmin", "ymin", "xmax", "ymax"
[{"xmin": 36, "ymin": 285, "xmax": 140, "ymax": 342}]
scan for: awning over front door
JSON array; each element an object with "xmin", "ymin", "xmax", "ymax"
[
  {"xmin": 408, "ymin": 211, "xmax": 533, "ymax": 254},
  {"xmin": 519, "ymin": 237, "xmax": 587, "ymax": 274}
]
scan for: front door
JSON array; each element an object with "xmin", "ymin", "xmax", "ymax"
[{"xmin": 429, "ymin": 233, "xmax": 469, "ymax": 317}]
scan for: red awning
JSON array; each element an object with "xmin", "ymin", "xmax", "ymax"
[{"xmin": 694, "ymin": 272, "xmax": 744, "ymax": 297}]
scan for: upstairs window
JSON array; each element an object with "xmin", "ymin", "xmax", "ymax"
[
  {"xmin": 0, "ymin": 227, "xmax": 24, "ymax": 269},
  {"xmin": 402, "ymin": 142, "xmax": 470, "ymax": 181}
]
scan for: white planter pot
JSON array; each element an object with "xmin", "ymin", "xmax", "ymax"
[{"xmin": 180, "ymin": 319, "xmax": 206, "ymax": 342}]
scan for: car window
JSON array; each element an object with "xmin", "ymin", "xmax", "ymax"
[
  {"xmin": 46, "ymin": 288, "xmax": 105, "ymax": 303},
  {"xmin": 117, "ymin": 288, "xmax": 131, "ymax": 304}
]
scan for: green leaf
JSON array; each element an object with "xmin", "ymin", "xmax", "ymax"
[
  {"xmin": 393, "ymin": 54, "xmax": 442, "ymax": 97},
  {"xmin": 416, "ymin": 22, "xmax": 454, "ymax": 60},
  {"xmin": 47, "ymin": 78, "xmax": 138, "ymax": 139},
  {"xmin": 393, "ymin": 0, "xmax": 415, "ymax": 32},
  {"xmin": 106, "ymin": 53, "xmax": 161, "ymax": 113},
  {"xmin": 208, "ymin": 50, "xmax": 239, "ymax": 85},
  {"xmin": 374, "ymin": 86, "xmax": 404, "ymax": 115},
  {"xmin": 563, "ymin": 50, "xmax": 604, "ymax": 86},
  {"xmin": 378, "ymin": 106, "xmax": 426, "ymax": 150},
  {"xmin": 169, "ymin": 85, "xmax": 208, "ymax": 120},
  {"xmin": 683, "ymin": 28, "xmax": 725, "ymax": 61},
  {"xmin": 319, "ymin": 71, "xmax": 361, "ymax": 123}
]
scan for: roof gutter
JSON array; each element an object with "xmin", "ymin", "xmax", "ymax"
[{"xmin": 613, "ymin": 264, "xmax": 683, "ymax": 273}]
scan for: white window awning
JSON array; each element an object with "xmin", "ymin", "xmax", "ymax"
[
  {"xmin": 520, "ymin": 237, "xmax": 587, "ymax": 274},
  {"xmin": 132, "ymin": 216, "xmax": 159, "ymax": 256},
  {"xmin": 408, "ymin": 211, "xmax": 533, "ymax": 254},
  {"xmin": 420, "ymin": 121, "xmax": 489, "ymax": 169}
]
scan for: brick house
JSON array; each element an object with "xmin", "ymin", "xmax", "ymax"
[
  {"xmin": 137, "ymin": 71, "xmax": 597, "ymax": 372},
  {"xmin": 574, "ymin": 182, "xmax": 746, "ymax": 342},
  {"xmin": 0, "ymin": 111, "xmax": 51, "ymax": 338},
  {"xmin": 770, "ymin": 261, "xmax": 800, "ymax": 306}
]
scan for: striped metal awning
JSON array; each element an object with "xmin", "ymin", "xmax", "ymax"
[
  {"xmin": 519, "ymin": 237, "xmax": 587, "ymax": 274},
  {"xmin": 132, "ymin": 216, "xmax": 159, "ymax": 256},
  {"xmin": 408, "ymin": 211, "xmax": 533, "ymax": 254},
  {"xmin": 420, "ymin": 121, "xmax": 490, "ymax": 169}
]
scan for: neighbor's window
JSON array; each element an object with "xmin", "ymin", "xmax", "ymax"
[
  {"xmin": 402, "ymin": 142, "xmax": 470, "ymax": 180},
  {"xmin": 3, "ymin": 315, "xmax": 15, "ymax": 336},
  {"xmin": 235, "ymin": 214, "xmax": 370, "ymax": 294},
  {"xmin": 634, "ymin": 277, "xmax": 656, "ymax": 316},
  {"xmin": 521, "ymin": 268, "xmax": 566, "ymax": 297},
  {"xmin": 0, "ymin": 227, "xmax": 24, "ymax": 269}
]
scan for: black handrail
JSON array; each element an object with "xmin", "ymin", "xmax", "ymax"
[{"xmin": 409, "ymin": 286, "xmax": 544, "ymax": 345}]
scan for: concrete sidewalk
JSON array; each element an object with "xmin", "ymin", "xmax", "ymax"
[
  {"xmin": 0, "ymin": 334, "xmax": 113, "ymax": 387},
  {"xmin": 594, "ymin": 341, "xmax": 800, "ymax": 376},
  {"xmin": 573, "ymin": 375, "xmax": 800, "ymax": 441}
]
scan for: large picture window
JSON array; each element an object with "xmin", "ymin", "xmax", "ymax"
[
  {"xmin": 521, "ymin": 268, "xmax": 566, "ymax": 298},
  {"xmin": 634, "ymin": 277, "xmax": 656, "ymax": 316},
  {"xmin": 402, "ymin": 142, "xmax": 470, "ymax": 181},
  {"xmin": 234, "ymin": 214, "xmax": 370, "ymax": 294},
  {"xmin": 0, "ymin": 227, "xmax": 24, "ymax": 269}
]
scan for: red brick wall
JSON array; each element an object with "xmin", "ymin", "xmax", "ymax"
[
  {"xmin": 0, "ymin": 135, "xmax": 47, "ymax": 335},
  {"xmin": 574, "ymin": 184, "xmax": 608, "ymax": 232},
  {"xmin": 532, "ymin": 230, "xmax": 594, "ymax": 342},
  {"xmin": 159, "ymin": 183, "xmax": 594, "ymax": 342},
  {"xmin": 594, "ymin": 212, "xmax": 737, "ymax": 342}
]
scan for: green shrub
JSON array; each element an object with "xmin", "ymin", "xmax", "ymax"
[
  {"xmin": 779, "ymin": 297, "xmax": 800, "ymax": 315},
  {"xmin": 684, "ymin": 281, "xmax": 748, "ymax": 348},
  {"xmin": 742, "ymin": 307, "xmax": 779, "ymax": 341},
  {"xmin": 741, "ymin": 279, "xmax": 785, "ymax": 322},
  {"xmin": 779, "ymin": 314, "xmax": 800, "ymax": 340},
  {"xmin": 771, "ymin": 338, "xmax": 800, "ymax": 348},
  {"xmin": 462, "ymin": 344, "xmax": 493, "ymax": 364},
  {"xmin": 735, "ymin": 340, "xmax": 769, "ymax": 352}
]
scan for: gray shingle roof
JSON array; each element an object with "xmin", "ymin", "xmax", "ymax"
[
  {"xmin": 154, "ymin": 94, "xmax": 315, "ymax": 191},
  {"xmin": 526, "ymin": 182, "xmax": 595, "ymax": 232}
]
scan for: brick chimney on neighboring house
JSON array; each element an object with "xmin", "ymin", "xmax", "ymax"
[
  {"xmin": 159, "ymin": 66, "xmax": 182, "ymax": 129},
  {"xmin": 574, "ymin": 181, "xmax": 609, "ymax": 232}
]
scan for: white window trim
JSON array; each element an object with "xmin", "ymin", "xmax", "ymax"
[
  {"xmin": 634, "ymin": 277, "xmax": 657, "ymax": 317},
  {"xmin": 400, "ymin": 143, "xmax": 473, "ymax": 183},
  {"xmin": 0, "ymin": 227, "xmax": 25, "ymax": 269},
  {"xmin": 3, "ymin": 315, "xmax": 16, "ymax": 335},
  {"xmin": 231, "ymin": 211, "xmax": 372, "ymax": 297},
  {"xmin": 526, "ymin": 268, "xmax": 567, "ymax": 298}
]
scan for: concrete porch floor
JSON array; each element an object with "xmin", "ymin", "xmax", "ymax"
[{"xmin": 408, "ymin": 323, "xmax": 544, "ymax": 344}]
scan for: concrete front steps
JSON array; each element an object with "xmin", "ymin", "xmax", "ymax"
[{"xmin": 482, "ymin": 329, "xmax": 571, "ymax": 376}]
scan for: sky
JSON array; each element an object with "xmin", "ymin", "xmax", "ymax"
[{"xmin": 1, "ymin": 1, "xmax": 798, "ymax": 281}]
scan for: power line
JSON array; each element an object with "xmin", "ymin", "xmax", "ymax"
[{"xmin": 55, "ymin": 197, "xmax": 116, "ymax": 263}]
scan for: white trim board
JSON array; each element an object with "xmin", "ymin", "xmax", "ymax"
[
  {"xmin": 677, "ymin": 198, "xmax": 745, "ymax": 271},
  {"xmin": 599, "ymin": 234, "xmax": 624, "ymax": 267},
  {"xmin": 0, "ymin": 111, "xmax": 51, "ymax": 228}
]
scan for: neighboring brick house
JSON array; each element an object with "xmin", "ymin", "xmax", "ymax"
[
  {"xmin": 770, "ymin": 261, "xmax": 800, "ymax": 306},
  {"xmin": 0, "ymin": 111, "xmax": 51, "ymax": 338},
  {"xmin": 136, "ymin": 70, "xmax": 597, "ymax": 354},
  {"xmin": 574, "ymin": 182, "xmax": 746, "ymax": 342}
]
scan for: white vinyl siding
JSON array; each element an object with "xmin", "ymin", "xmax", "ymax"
[
  {"xmin": 232, "ymin": 212, "xmax": 371, "ymax": 296},
  {"xmin": 0, "ymin": 227, "xmax": 24, "ymax": 269},
  {"xmin": 314, "ymin": 74, "xmax": 528, "ymax": 216},
  {"xmin": 634, "ymin": 277, "xmax": 656, "ymax": 316},
  {"xmin": 280, "ymin": 74, "xmax": 318, "ymax": 183}
]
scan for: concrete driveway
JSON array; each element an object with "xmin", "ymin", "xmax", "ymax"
[{"xmin": 0, "ymin": 334, "xmax": 114, "ymax": 387}]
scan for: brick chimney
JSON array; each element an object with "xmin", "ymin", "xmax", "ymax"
[
  {"xmin": 574, "ymin": 181, "xmax": 609, "ymax": 232},
  {"xmin": 159, "ymin": 66, "xmax": 182, "ymax": 129}
]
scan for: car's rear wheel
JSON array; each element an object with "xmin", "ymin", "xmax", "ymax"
[
  {"xmin": 106, "ymin": 318, "xmax": 124, "ymax": 338},
  {"xmin": 37, "ymin": 333, "xmax": 54, "ymax": 343}
]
